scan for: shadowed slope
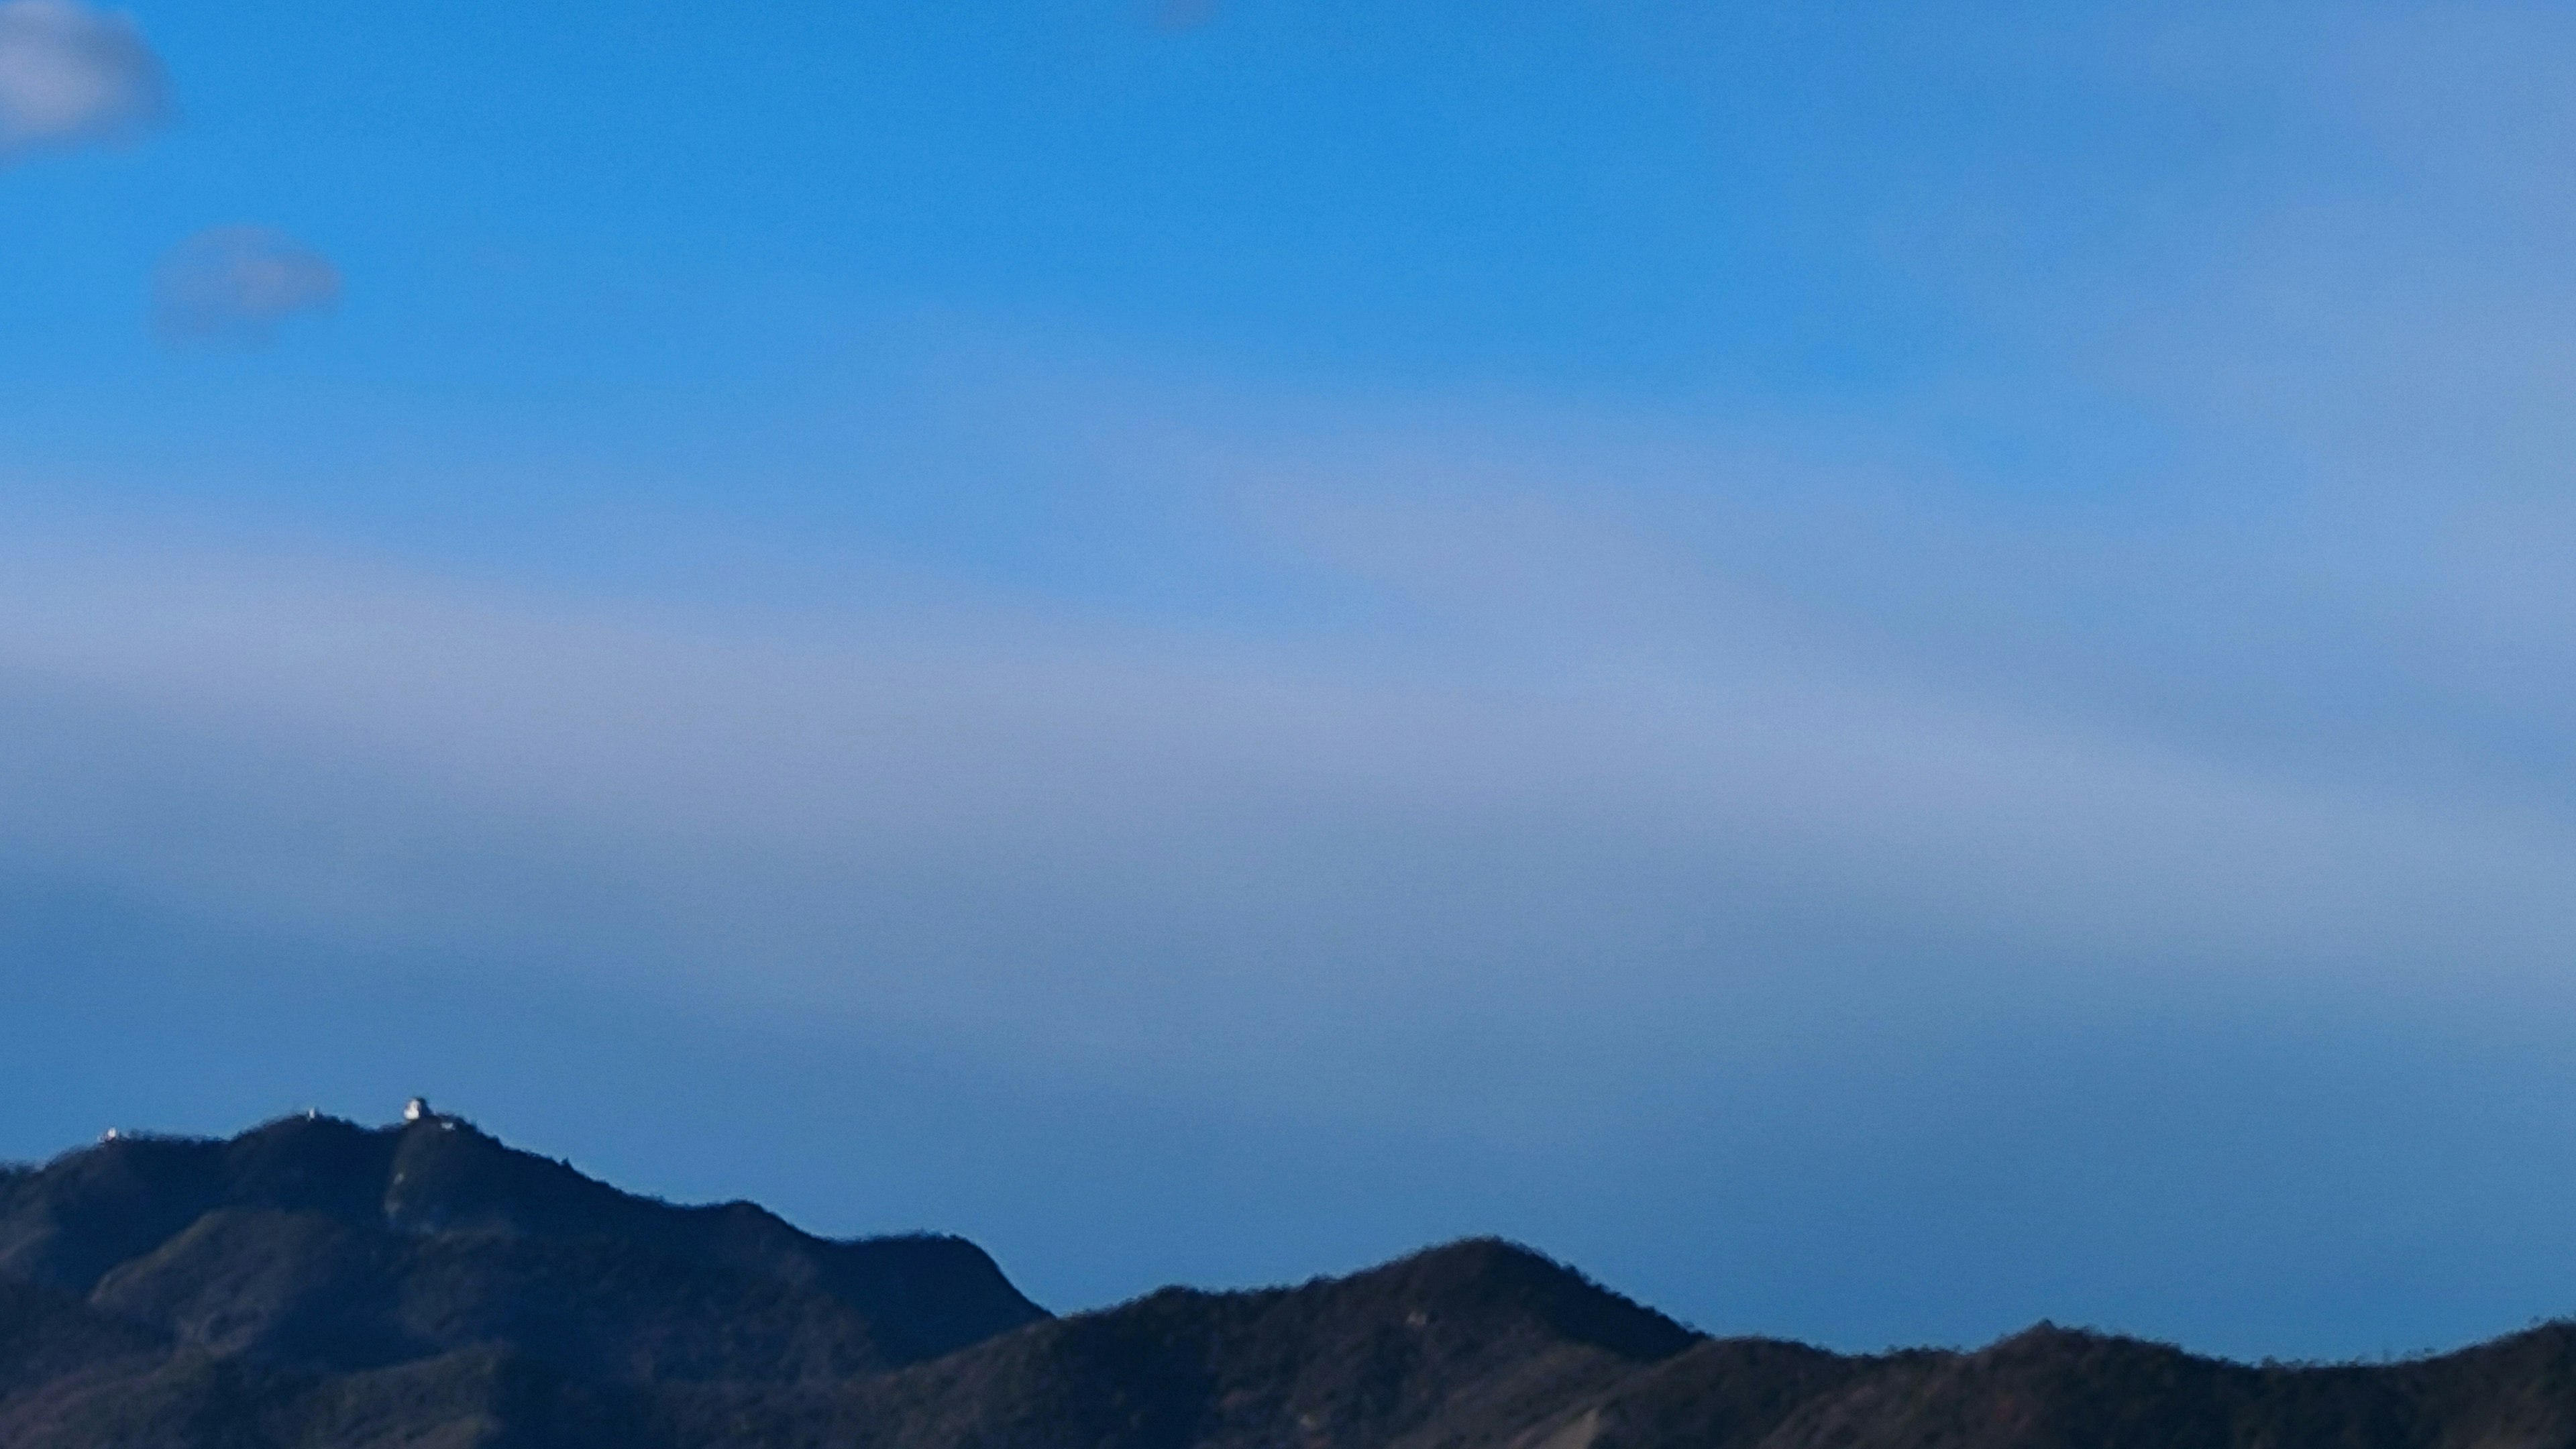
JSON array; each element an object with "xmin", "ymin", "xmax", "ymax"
[
  {"xmin": 0, "ymin": 1112, "xmax": 1043, "ymax": 1383},
  {"xmin": 1528, "ymin": 1323, "xmax": 2576, "ymax": 1449},
  {"xmin": 682, "ymin": 1238, "xmax": 1701, "ymax": 1449}
]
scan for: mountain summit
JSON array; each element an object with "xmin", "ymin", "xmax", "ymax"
[
  {"xmin": 7, "ymin": 1113, "xmax": 2576, "ymax": 1449},
  {"xmin": 0, "ymin": 1109, "xmax": 1040, "ymax": 1384}
]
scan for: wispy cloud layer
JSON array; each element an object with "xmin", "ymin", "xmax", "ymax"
[
  {"xmin": 152, "ymin": 227, "xmax": 343, "ymax": 345},
  {"xmin": 7, "ymin": 376, "xmax": 2574, "ymax": 1091},
  {"xmin": 0, "ymin": 0, "xmax": 163, "ymax": 161}
]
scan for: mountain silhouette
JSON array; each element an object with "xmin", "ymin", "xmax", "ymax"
[{"xmin": 5, "ymin": 1110, "xmax": 2576, "ymax": 1448}]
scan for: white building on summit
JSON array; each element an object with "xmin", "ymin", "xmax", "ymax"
[{"xmin": 403, "ymin": 1097, "xmax": 431, "ymax": 1124}]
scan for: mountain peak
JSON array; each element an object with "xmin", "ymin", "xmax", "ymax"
[
  {"xmin": 1357, "ymin": 1236, "xmax": 1701, "ymax": 1362},
  {"xmin": 0, "ymin": 1110, "xmax": 1046, "ymax": 1387}
]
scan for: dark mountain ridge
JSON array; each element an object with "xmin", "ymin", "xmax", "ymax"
[
  {"xmin": 5, "ymin": 1111, "xmax": 2574, "ymax": 1449},
  {"xmin": 0, "ymin": 1110, "xmax": 1041, "ymax": 1381}
]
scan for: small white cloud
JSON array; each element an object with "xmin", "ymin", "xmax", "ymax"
[
  {"xmin": 152, "ymin": 226, "xmax": 342, "ymax": 346},
  {"xmin": 0, "ymin": 0, "xmax": 168, "ymax": 162}
]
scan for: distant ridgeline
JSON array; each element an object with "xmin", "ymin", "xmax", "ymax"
[{"xmin": 5, "ymin": 1109, "xmax": 2576, "ymax": 1449}]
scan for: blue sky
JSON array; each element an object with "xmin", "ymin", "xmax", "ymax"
[{"xmin": 9, "ymin": 0, "xmax": 2576, "ymax": 1362}]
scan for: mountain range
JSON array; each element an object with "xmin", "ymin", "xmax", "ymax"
[{"xmin": 3, "ymin": 1108, "xmax": 2572, "ymax": 1449}]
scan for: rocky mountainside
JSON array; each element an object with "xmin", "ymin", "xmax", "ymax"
[{"xmin": 5, "ymin": 1112, "xmax": 2575, "ymax": 1449}]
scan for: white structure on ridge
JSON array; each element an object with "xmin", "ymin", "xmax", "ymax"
[{"xmin": 404, "ymin": 1097, "xmax": 431, "ymax": 1124}]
